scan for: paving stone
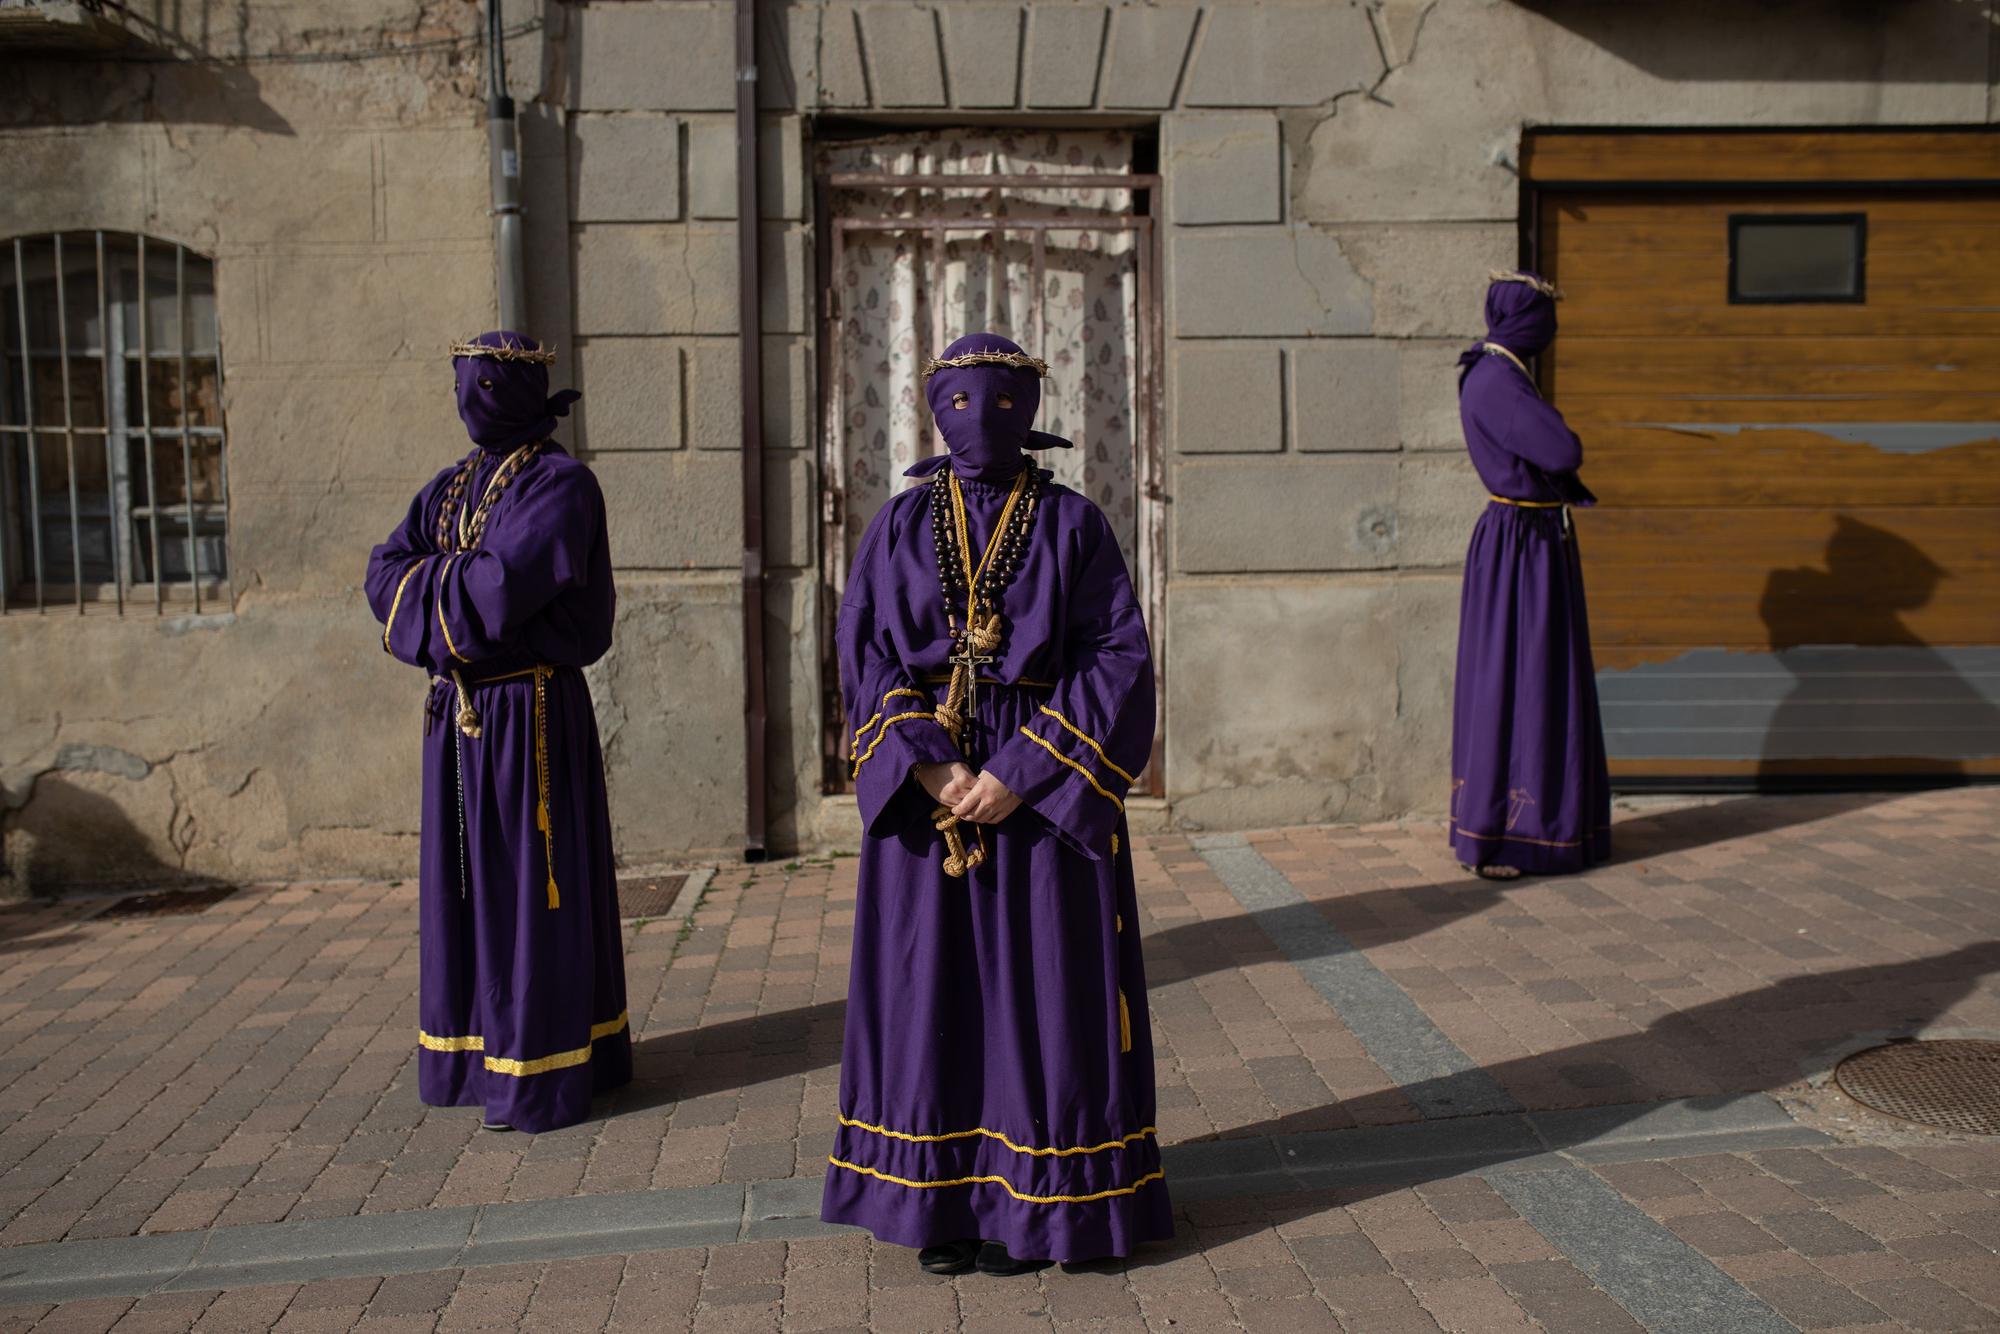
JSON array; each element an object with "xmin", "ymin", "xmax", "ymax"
[
  {"xmin": 1747, "ymin": 1275, "xmax": 1890, "ymax": 1330},
  {"xmin": 5, "ymin": 792, "xmax": 2000, "ymax": 1330}
]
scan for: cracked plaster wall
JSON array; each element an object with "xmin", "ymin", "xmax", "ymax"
[
  {"xmin": 6, "ymin": 0, "xmax": 1997, "ymax": 888},
  {"xmin": 0, "ymin": 2, "xmax": 498, "ymax": 893}
]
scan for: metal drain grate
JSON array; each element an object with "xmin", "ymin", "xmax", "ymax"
[
  {"xmin": 98, "ymin": 885, "xmax": 238, "ymax": 919},
  {"xmin": 616, "ymin": 872, "xmax": 689, "ymax": 921},
  {"xmin": 1834, "ymin": 1039, "xmax": 2000, "ymax": 1136}
]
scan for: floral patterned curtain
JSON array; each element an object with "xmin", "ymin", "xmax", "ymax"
[{"xmin": 823, "ymin": 129, "xmax": 1140, "ymax": 582}]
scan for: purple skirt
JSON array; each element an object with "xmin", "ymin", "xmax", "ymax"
[
  {"xmin": 820, "ymin": 684, "xmax": 1173, "ymax": 1263},
  {"xmin": 416, "ymin": 667, "xmax": 632, "ymax": 1132},
  {"xmin": 1449, "ymin": 503, "xmax": 1611, "ymax": 874}
]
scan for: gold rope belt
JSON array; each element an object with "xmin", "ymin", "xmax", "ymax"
[
  {"xmin": 1487, "ymin": 495, "xmax": 1564, "ymax": 508},
  {"xmin": 431, "ymin": 664, "xmax": 563, "ymax": 910}
]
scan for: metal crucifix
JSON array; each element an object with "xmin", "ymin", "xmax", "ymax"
[{"xmin": 948, "ymin": 631, "xmax": 995, "ymax": 722}]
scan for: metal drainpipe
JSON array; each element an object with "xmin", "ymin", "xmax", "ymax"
[
  {"xmin": 486, "ymin": 1, "xmax": 527, "ymax": 330},
  {"xmin": 736, "ymin": 0, "xmax": 769, "ymax": 861}
]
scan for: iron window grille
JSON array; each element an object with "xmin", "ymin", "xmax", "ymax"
[{"xmin": 0, "ymin": 231, "xmax": 229, "ymax": 615}]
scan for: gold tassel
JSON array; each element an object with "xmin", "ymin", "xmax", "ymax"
[
  {"xmin": 1118, "ymin": 990, "xmax": 1132, "ymax": 1053},
  {"xmin": 451, "ymin": 669, "xmax": 482, "ymax": 738},
  {"xmin": 534, "ymin": 667, "xmax": 560, "ymax": 909}
]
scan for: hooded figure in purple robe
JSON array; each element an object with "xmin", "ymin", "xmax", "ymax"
[
  {"xmin": 1449, "ymin": 275, "xmax": 1611, "ymax": 877},
  {"xmin": 364, "ymin": 331, "xmax": 630, "ymax": 1132},
  {"xmin": 819, "ymin": 333, "xmax": 1171, "ymax": 1274}
]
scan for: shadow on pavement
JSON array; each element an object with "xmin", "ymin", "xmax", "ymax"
[{"xmin": 1171, "ymin": 940, "xmax": 2000, "ymax": 1241}]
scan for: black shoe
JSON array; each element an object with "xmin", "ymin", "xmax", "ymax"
[
  {"xmin": 480, "ymin": 1119, "xmax": 513, "ymax": 1132},
  {"xmin": 918, "ymin": 1239, "xmax": 980, "ymax": 1275},
  {"xmin": 975, "ymin": 1241, "xmax": 1050, "ymax": 1277}
]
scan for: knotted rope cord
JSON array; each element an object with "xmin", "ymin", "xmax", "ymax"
[
  {"xmin": 929, "ymin": 467, "xmax": 1029, "ymax": 877},
  {"xmin": 533, "ymin": 666, "xmax": 560, "ymax": 910},
  {"xmin": 431, "ymin": 440, "xmax": 564, "ymax": 910},
  {"xmin": 1480, "ymin": 342, "xmax": 1536, "ymax": 392},
  {"xmin": 436, "ymin": 440, "xmax": 543, "ymax": 739},
  {"xmin": 1480, "ymin": 344, "xmax": 1573, "ymax": 538}
]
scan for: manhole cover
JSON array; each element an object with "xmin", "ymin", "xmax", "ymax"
[
  {"xmin": 617, "ymin": 872, "xmax": 689, "ymax": 920},
  {"xmin": 98, "ymin": 885, "xmax": 238, "ymax": 919},
  {"xmin": 1834, "ymin": 1039, "xmax": 2000, "ymax": 1136}
]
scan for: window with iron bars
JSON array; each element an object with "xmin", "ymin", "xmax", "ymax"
[{"xmin": 0, "ymin": 232, "xmax": 229, "ymax": 615}]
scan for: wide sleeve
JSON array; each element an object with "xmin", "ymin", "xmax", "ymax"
[
  {"xmin": 365, "ymin": 482, "xmax": 444, "ymax": 669},
  {"xmin": 981, "ymin": 503, "xmax": 1154, "ymax": 861},
  {"xmin": 369, "ymin": 462, "xmax": 605, "ymax": 671},
  {"xmin": 840, "ymin": 503, "xmax": 964, "ymax": 836},
  {"xmin": 1497, "ymin": 381, "xmax": 1584, "ymax": 474}
]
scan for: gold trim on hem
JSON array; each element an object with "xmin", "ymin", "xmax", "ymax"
[
  {"xmin": 1037, "ymin": 706, "xmax": 1137, "ymax": 785},
  {"xmin": 418, "ymin": 1010, "xmax": 629, "ymax": 1077},
  {"xmin": 836, "ymin": 1114, "xmax": 1156, "ymax": 1159},
  {"xmin": 1449, "ymin": 820, "xmax": 1610, "ymax": 850},
  {"xmin": 827, "ymin": 1156, "xmax": 1165, "ymax": 1206},
  {"xmin": 1018, "ymin": 728, "xmax": 1124, "ymax": 812}
]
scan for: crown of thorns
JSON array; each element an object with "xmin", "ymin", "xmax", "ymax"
[
  {"xmin": 1487, "ymin": 270, "xmax": 1562, "ymax": 300},
  {"xmin": 449, "ymin": 337, "xmax": 557, "ymax": 365},
  {"xmin": 920, "ymin": 350, "xmax": 1051, "ymax": 382}
]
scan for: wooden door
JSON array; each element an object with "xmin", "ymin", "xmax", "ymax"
[{"xmin": 1528, "ymin": 132, "xmax": 2000, "ymax": 781}]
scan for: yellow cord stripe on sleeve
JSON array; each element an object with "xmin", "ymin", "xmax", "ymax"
[
  {"xmin": 381, "ymin": 556, "xmax": 432, "ymax": 653},
  {"xmin": 850, "ymin": 688, "xmax": 929, "ymax": 759},
  {"xmin": 1018, "ymin": 728, "xmax": 1124, "ymax": 812},
  {"xmin": 827, "ymin": 1156, "xmax": 1166, "ymax": 1205},
  {"xmin": 837, "ymin": 1115, "xmax": 1156, "ymax": 1158},
  {"xmin": 851, "ymin": 711, "xmax": 934, "ymax": 778},
  {"xmin": 1037, "ymin": 706, "xmax": 1137, "ymax": 786},
  {"xmin": 418, "ymin": 1011, "xmax": 629, "ymax": 1077},
  {"xmin": 435, "ymin": 554, "xmax": 470, "ymax": 663}
]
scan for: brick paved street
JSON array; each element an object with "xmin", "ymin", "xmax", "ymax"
[{"xmin": 2, "ymin": 789, "xmax": 1997, "ymax": 1331}]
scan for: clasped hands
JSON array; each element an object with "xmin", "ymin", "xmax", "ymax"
[{"xmin": 916, "ymin": 761, "xmax": 1021, "ymax": 824}]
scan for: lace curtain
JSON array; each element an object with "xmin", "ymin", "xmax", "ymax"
[{"xmin": 824, "ymin": 129, "xmax": 1141, "ymax": 578}]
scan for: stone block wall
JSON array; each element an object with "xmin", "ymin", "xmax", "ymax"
[
  {"xmin": 0, "ymin": 5, "xmax": 497, "ymax": 890},
  {"xmin": 4, "ymin": 0, "xmax": 1995, "ymax": 887}
]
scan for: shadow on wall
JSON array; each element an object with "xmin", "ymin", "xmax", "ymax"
[
  {"xmin": 1758, "ymin": 514, "xmax": 2000, "ymax": 784},
  {"xmin": 0, "ymin": 53, "xmax": 294, "ymax": 134},
  {"xmin": 1513, "ymin": 0, "xmax": 1994, "ymax": 82},
  {"xmin": 1, "ymin": 774, "xmax": 194, "ymax": 899}
]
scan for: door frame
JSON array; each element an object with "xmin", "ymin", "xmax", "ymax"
[{"xmin": 811, "ymin": 142, "xmax": 1167, "ymax": 796}]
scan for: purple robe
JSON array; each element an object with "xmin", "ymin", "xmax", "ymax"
[
  {"xmin": 1450, "ymin": 313, "xmax": 1612, "ymax": 874},
  {"xmin": 819, "ymin": 466, "xmax": 1172, "ymax": 1263},
  {"xmin": 364, "ymin": 441, "xmax": 631, "ymax": 1133}
]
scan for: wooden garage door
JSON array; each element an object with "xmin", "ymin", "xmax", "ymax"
[{"xmin": 1528, "ymin": 131, "xmax": 2000, "ymax": 782}]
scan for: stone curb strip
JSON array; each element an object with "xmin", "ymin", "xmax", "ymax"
[{"xmin": 0, "ymin": 1093, "xmax": 1824, "ymax": 1306}]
